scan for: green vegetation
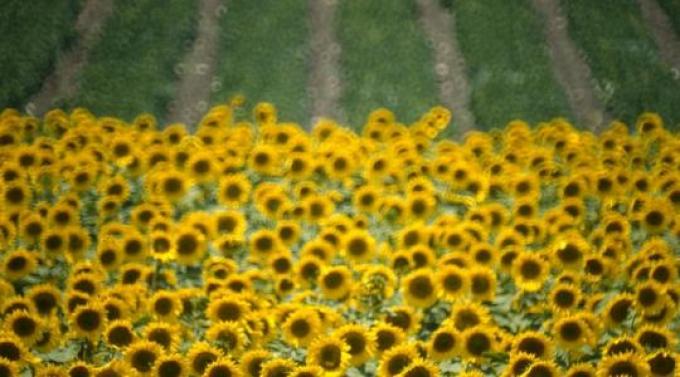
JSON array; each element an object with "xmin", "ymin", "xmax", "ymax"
[
  {"xmin": 563, "ymin": 0, "xmax": 680, "ymax": 128},
  {"xmin": 453, "ymin": 0, "xmax": 571, "ymax": 130},
  {"xmin": 0, "ymin": 0, "xmax": 81, "ymax": 109},
  {"xmin": 337, "ymin": 0, "xmax": 439, "ymax": 129},
  {"xmin": 213, "ymin": 0, "xmax": 310, "ymax": 125},
  {"xmin": 69, "ymin": 0, "xmax": 197, "ymax": 122},
  {"xmin": 657, "ymin": 0, "xmax": 680, "ymax": 36}
]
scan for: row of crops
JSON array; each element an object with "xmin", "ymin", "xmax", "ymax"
[{"xmin": 2, "ymin": 0, "xmax": 680, "ymax": 130}]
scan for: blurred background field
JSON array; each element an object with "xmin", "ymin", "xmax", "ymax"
[{"xmin": 2, "ymin": 0, "xmax": 680, "ymax": 132}]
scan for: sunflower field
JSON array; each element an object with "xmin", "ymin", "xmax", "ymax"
[{"xmin": 0, "ymin": 101, "xmax": 679, "ymax": 377}]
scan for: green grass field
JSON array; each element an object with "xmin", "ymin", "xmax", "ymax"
[
  {"xmin": 337, "ymin": 0, "xmax": 439, "ymax": 128},
  {"xmin": 67, "ymin": 0, "xmax": 198, "ymax": 122},
  {"xmin": 1, "ymin": 1, "xmax": 680, "ymax": 132},
  {"xmin": 0, "ymin": 0, "xmax": 81, "ymax": 110},
  {"xmin": 563, "ymin": 0, "xmax": 680, "ymax": 128},
  {"xmin": 453, "ymin": 0, "xmax": 572, "ymax": 130},
  {"xmin": 212, "ymin": 0, "xmax": 310, "ymax": 125}
]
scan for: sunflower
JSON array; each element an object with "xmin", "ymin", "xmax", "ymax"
[
  {"xmin": 319, "ymin": 265, "xmax": 353, "ymax": 300},
  {"xmin": 285, "ymin": 152, "xmax": 314, "ymax": 180},
  {"xmin": 104, "ymin": 320, "xmax": 136, "ymax": 349},
  {"xmin": 511, "ymin": 252, "xmax": 549, "ymax": 292},
  {"xmin": 549, "ymin": 284, "xmax": 581, "ymax": 314},
  {"xmin": 635, "ymin": 325, "xmax": 676, "ymax": 352},
  {"xmin": 522, "ymin": 360, "xmax": 561, "ymax": 377},
  {"xmin": 154, "ymin": 169, "xmax": 191, "ymax": 202},
  {"xmin": 248, "ymin": 144, "xmax": 279, "ymax": 175},
  {"xmin": 638, "ymin": 198, "xmax": 673, "ymax": 234},
  {"xmin": 70, "ymin": 302, "xmax": 107, "ymax": 342},
  {"xmin": 67, "ymin": 361, "xmax": 93, "ymax": 377},
  {"xmin": 461, "ymin": 326, "xmax": 496, "ymax": 360},
  {"xmin": 512, "ymin": 331, "xmax": 553, "ymax": 360},
  {"xmin": 0, "ymin": 333, "xmax": 38, "ymax": 366},
  {"xmin": 148, "ymin": 290, "xmax": 182, "ymax": 322},
  {"xmin": 173, "ymin": 226, "xmax": 207, "ymax": 265},
  {"xmin": 428, "ymin": 324, "xmax": 460, "ymax": 361},
  {"xmin": 342, "ymin": 229, "xmax": 376, "ymax": 263},
  {"xmin": 334, "ymin": 324, "xmax": 375, "ymax": 366},
  {"xmin": 205, "ymin": 321, "xmax": 246, "ymax": 355},
  {"xmin": 151, "ymin": 353, "xmax": 188, "ymax": 377},
  {"xmin": 18, "ymin": 213, "xmax": 45, "ymax": 244},
  {"xmin": 377, "ymin": 343, "xmax": 418, "ymax": 377},
  {"xmin": 604, "ymin": 336, "xmax": 643, "ymax": 358},
  {"xmin": 125, "ymin": 340, "xmax": 163, "ymax": 376},
  {"xmin": 597, "ymin": 352, "xmax": 650, "ymax": 377},
  {"xmin": 42, "ymin": 228, "xmax": 65, "ymax": 256},
  {"xmin": 213, "ymin": 210, "xmax": 246, "ymax": 237},
  {"xmin": 3, "ymin": 310, "xmax": 43, "ymax": 347},
  {"xmin": 3, "ymin": 249, "xmax": 37, "ymax": 281},
  {"xmin": 553, "ymin": 315, "xmax": 594, "ymax": 351},
  {"xmin": 503, "ymin": 352, "xmax": 537, "ymax": 377},
  {"xmin": 302, "ymin": 336, "xmax": 349, "ymax": 376},
  {"xmin": 218, "ymin": 174, "xmax": 252, "ymax": 207},
  {"xmin": 64, "ymin": 225, "xmax": 91, "ymax": 262},
  {"xmin": 402, "ymin": 269, "xmax": 439, "ymax": 308},
  {"xmin": 240, "ymin": 349, "xmax": 270, "ymax": 377},
  {"xmin": 260, "ymin": 359, "xmax": 296, "ymax": 377},
  {"xmin": 636, "ymin": 281, "xmax": 667, "ymax": 315},
  {"xmin": 372, "ymin": 322, "xmax": 406, "ymax": 355},
  {"xmin": 646, "ymin": 351, "xmax": 678, "ymax": 377},
  {"xmin": 275, "ymin": 220, "xmax": 300, "ymax": 247},
  {"xmin": 560, "ymin": 176, "xmax": 588, "ymax": 200},
  {"xmin": 649, "ymin": 261, "xmax": 677, "ymax": 285},
  {"xmin": 249, "ymin": 229, "xmax": 281, "ymax": 260},
  {"xmin": 289, "ymin": 365, "xmax": 324, "ymax": 377},
  {"xmin": 468, "ymin": 266, "xmax": 497, "ymax": 302},
  {"xmin": 552, "ymin": 233, "xmax": 589, "ymax": 270},
  {"xmin": 282, "ymin": 307, "xmax": 322, "ymax": 347},
  {"xmin": 120, "ymin": 229, "xmax": 148, "ymax": 262},
  {"xmin": 26, "ymin": 284, "xmax": 61, "ymax": 316},
  {"xmin": 449, "ymin": 301, "xmax": 492, "ymax": 331},
  {"xmin": 142, "ymin": 321, "xmax": 179, "ymax": 352},
  {"xmin": 324, "ymin": 150, "xmax": 356, "ymax": 181},
  {"xmin": 304, "ymin": 194, "xmax": 335, "ymax": 223},
  {"xmin": 68, "ymin": 273, "xmax": 101, "ymax": 296},
  {"xmin": 2, "ymin": 181, "xmax": 31, "ymax": 210},
  {"xmin": 206, "ymin": 295, "xmax": 250, "ymax": 323},
  {"xmin": 202, "ymin": 357, "xmax": 242, "ymax": 377}
]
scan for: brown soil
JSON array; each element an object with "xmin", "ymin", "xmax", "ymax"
[
  {"xmin": 28, "ymin": 0, "xmax": 114, "ymax": 116},
  {"xmin": 531, "ymin": 0, "xmax": 608, "ymax": 133},
  {"xmin": 165, "ymin": 0, "xmax": 224, "ymax": 128},
  {"xmin": 416, "ymin": 0, "xmax": 475, "ymax": 139},
  {"xmin": 308, "ymin": 0, "xmax": 343, "ymax": 127}
]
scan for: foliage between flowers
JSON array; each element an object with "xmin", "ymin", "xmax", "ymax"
[{"xmin": 0, "ymin": 101, "xmax": 679, "ymax": 377}]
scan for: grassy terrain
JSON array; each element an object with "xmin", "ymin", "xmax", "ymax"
[
  {"xmin": 0, "ymin": 0, "xmax": 81, "ymax": 110},
  {"xmin": 453, "ymin": 0, "xmax": 572, "ymax": 130},
  {"xmin": 563, "ymin": 0, "xmax": 680, "ymax": 129},
  {"xmin": 68, "ymin": 0, "xmax": 198, "ymax": 122},
  {"xmin": 212, "ymin": 0, "xmax": 310, "ymax": 126},
  {"xmin": 337, "ymin": 0, "xmax": 439, "ymax": 129},
  {"xmin": 657, "ymin": 0, "xmax": 680, "ymax": 37}
]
